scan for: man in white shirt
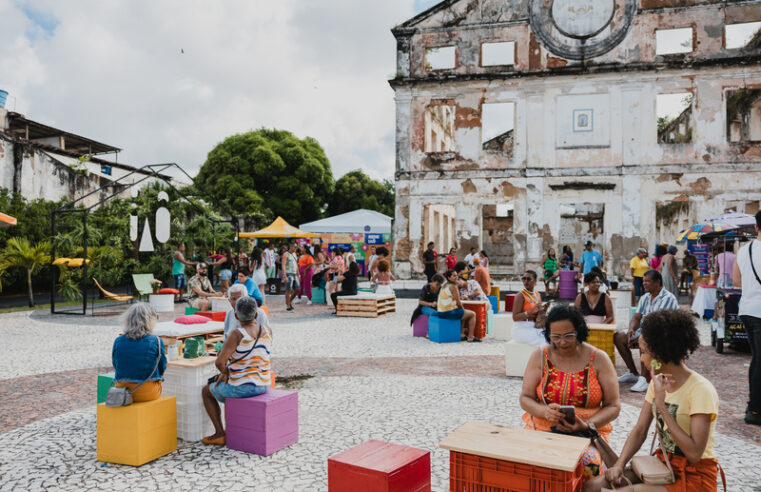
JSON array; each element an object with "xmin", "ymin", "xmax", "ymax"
[
  {"xmin": 464, "ymin": 247, "xmax": 477, "ymax": 269},
  {"xmin": 733, "ymin": 210, "xmax": 761, "ymax": 426},
  {"xmin": 264, "ymin": 243, "xmax": 277, "ymax": 279},
  {"xmin": 615, "ymin": 269, "xmax": 679, "ymax": 392},
  {"xmin": 223, "ymin": 284, "xmax": 270, "ymax": 341}
]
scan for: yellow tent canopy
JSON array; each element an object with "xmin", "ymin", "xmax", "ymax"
[{"xmin": 238, "ymin": 216, "xmax": 320, "ymax": 239}]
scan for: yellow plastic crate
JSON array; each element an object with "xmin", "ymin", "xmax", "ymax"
[
  {"xmin": 97, "ymin": 396, "xmax": 177, "ymax": 466},
  {"xmin": 588, "ymin": 328, "xmax": 615, "ymax": 367}
]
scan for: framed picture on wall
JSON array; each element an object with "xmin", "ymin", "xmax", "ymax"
[{"xmin": 572, "ymin": 108, "xmax": 594, "ymax": 132}]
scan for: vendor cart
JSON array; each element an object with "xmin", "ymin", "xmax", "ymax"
[{"xmin": 711, "ymin": 287, "xmax": 748, "ymax": 354}]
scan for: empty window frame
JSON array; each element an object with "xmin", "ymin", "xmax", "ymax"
[
  {"xmin": 656, "ymin": 28, "xmax": 693, "ymax": 55},
  {"xmin": 481, "ymin": 102, "xmax": 515, "ymax": 153},
  {"xmin": 481, "ymin": 41, "xmax": 515, "ymax": 67},
  {"xmin": 657, "ymin": 93, "xmax": 693, "ymax": 144},
  {"xmin": 727, "ymin": 89, "xmax": 761, "ymax": 142},
  {"xmin": 725, "ymin": 21, "xmax": 761, "ymax": 50},
  {"xmin": 425, "ymin": 46, "xmax": 455, "ymax": 70},
  {"xmin": 425, "ymin": 104, "xmax": 456, "ymax": 152}
]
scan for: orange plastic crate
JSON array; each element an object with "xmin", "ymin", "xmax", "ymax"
[
  {"xmin": 449, "ymin": 451, "xmax": 583, "ymax": 492},
  {"xmin": 462, "ymin": 303, "xmax": 487, "ymax": 339}
]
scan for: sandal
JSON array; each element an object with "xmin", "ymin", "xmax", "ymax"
[
  {"xmin": 201, "ymin": 435, "xmax": 226, "ymax": 445},
  {"xmin": 461, "ymin": 336, "xmax": 467, "ymax": 341},
  {"xmin": 468, "ymin": 338, "xmax": 482, "ymax": 343}
]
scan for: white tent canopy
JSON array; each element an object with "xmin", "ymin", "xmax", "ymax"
[{"xmin": 300, "ymin": 209, "xmax": 392, "ymax": 234}]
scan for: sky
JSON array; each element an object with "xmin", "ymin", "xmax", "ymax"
[{"xmin": 0, "ymin": 0, "xmax": 439, "ymax": 182}]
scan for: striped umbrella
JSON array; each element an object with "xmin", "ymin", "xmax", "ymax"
[{"xmin": 676, "ymin": 220, "xmax": 737, "ymax": 243}]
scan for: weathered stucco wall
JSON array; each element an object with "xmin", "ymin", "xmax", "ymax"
[{"xmin": 391, "ymin": 0, "xmax": 761, "ymax": 279}]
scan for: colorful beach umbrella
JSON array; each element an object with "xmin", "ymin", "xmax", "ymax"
[{"xmin": 676, "ymin": 220, "xmax": 737, "ymax": 243}]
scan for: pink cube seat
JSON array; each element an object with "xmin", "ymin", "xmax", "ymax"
[{"xmin": 225, "ymin": 389, "xmax": 298, "ymax": 456}]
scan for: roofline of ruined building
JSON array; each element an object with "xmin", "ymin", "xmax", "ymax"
[{"xmin": 388, "ymin": 55, "xmax": 761, "ymax": 88}]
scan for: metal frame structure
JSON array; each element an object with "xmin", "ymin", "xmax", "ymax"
[{"xmin": 50, "ymin": 163, "xmax": 239, "ymax": 315}]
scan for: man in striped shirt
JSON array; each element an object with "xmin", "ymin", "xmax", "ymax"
[{"xmin": 615, "ymin": 269, "xmax": 679, "ymax": 392}]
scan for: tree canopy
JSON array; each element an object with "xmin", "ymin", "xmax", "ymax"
[
  {"xmin": 195, "ymin": 128, "xmax": 334, "ymax": 226},
  {"xmin": 326, "ymin": 170, "xmax": 395, "ymax": 217}
]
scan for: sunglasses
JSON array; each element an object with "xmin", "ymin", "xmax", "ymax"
[{"xmin": 549, "ymin": 332, "xmax": 578, "ymax": 342}]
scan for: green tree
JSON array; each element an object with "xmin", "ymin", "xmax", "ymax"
[
  {"xmin": 326, "ymin": 170, "xmax": 395, "ymax": 217},
  {"xmin": 196, "ymin": 128, "xmax": 335, "ymax": 226},
  {"xmin": 0, "ymin": 238, "xmax": 51, "ymax": 306}
]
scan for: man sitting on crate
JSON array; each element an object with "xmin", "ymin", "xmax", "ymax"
[
  {"xmin": 223, "ymin": 284, "xmax": 270, "ymax": 342},
  {"xmin": 614, "ymin": 269, "xmax": 679, "ymax": 393}
]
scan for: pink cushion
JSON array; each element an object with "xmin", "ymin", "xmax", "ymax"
[{"xmin": 174, "ymin": 315, "xmax": 209, "ymax": 325}]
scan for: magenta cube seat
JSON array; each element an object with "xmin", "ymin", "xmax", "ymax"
[
  {"xmin": 225, "ymin": 389, "xmax": 298, "ymax": 456},
  {"xmin": 412, "ymin": 314, "xmax": 429, "ymax": 337}
]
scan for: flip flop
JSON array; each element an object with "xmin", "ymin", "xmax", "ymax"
[{"xmin": 201, "ymin": 435, "xmax": 226, "ymax": 445}]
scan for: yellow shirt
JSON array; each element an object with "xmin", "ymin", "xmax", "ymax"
[
  {"xmin": 630, "ymin": 256, "xmax": 649, "ymax": 278},
  {"xmin": 645, "ymin": 372, "xmax": 718, "ymax": 460}
]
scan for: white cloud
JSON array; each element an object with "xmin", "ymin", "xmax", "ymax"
[{"xmin": 0, "ymin": 0, "xmax": 418, "ymax": 181}]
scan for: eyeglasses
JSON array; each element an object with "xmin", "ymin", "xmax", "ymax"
[
  {"xmin": 549, "ymin": 332, "xmax": 578, "ymax": 342},
  {"xmin": 521, "ymin": 277, "xmax": 533, "ymax": 282}
]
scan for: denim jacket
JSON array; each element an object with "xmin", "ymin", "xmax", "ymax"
[{"xmin": 112, "ymin": 334, "xmax": 167, "ymax": 383}]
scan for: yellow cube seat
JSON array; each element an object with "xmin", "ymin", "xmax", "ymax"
[{"xmin": 97, "ymin": 396, "xmax": 177, "ymax": 466}]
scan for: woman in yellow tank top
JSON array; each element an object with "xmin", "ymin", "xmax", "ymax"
[
  {"xmin": 512, "ymin": 270, "xmax": 547, "ymax": 347},
  {"xmin": 437, "ymin": 270, "xmax": 479, "ymax": 342}
]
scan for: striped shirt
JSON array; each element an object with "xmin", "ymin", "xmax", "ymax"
[
  {"xmin": 227, "ymin": 326, "xmax": 272, "ymax": 387},
  {"xmin": 636, "ymin": 287, "xmax": 679, "ymax": 317},
  {"xmin": 437, "ymin": 284, "xmax": 458, "ymax": 312}
]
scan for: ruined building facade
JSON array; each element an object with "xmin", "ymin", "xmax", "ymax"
[{"xmin": 389, "ymin": 0, "xmax": 761, "ymax": 280}]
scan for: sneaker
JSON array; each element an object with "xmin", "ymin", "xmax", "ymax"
[
  {"xmin": 746, "ymin": 411, "xmax": 761, "ymax": 426},
  {"xmin": 630, "ymin": 376, "xmax": 649, "ymax": 392},
  {"xmin": 618, "ymin": 371, "xmax": 639, "ymax": 384},
  {"xmin": 306, "ymin": 300, "xmax": 312, "ymax": 305},
  {"xmin": 293, "ymin": 298, "xmax": 301, "ymax": 304},
  {"xmin": 286, "ymin": 307, "xmax": 294, "ymax": 311}
]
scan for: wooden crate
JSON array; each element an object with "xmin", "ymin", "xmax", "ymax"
[{"xmin": 337, "ymin": 295, "xmax": 396, "ymax": 318}]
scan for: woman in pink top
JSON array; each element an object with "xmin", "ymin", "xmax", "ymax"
[
  {"xmin": 650, "ymin": 244, "xmax": 666, "ymax": 271},
  {"xmin": 716, "ymin": 245, "xmax": 736, "ymax": 287}
]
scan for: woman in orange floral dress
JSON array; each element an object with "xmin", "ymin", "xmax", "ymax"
[{"xmin": 520, "ymin": 305, "xmax": 621, "ymax": 482}]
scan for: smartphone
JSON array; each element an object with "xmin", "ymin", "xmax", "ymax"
[{"xmin": 559, "ymin": 405, "xmax": 576, "ymax": 425}]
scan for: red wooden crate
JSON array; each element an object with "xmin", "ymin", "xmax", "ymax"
[
  {"xmin": 328, "ymin": 440, "xmax": 431, "ymax": 492},
  {"xmin": 196, "ymin": 310, "xmax": 226, "ymax": 322},
  {"xmin": 462, "ymin": 302, "xmax": 487, "ymax": 339},
  {"xmin": 449, "ymin": 451, "xmax": 582, "ymax": 492}
]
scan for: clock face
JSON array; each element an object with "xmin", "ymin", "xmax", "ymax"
[{"xmin": 551, "ymin": 0, "xmax": 615, "ymax": 39}]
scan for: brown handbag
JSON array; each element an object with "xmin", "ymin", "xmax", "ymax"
[{"xmin": 630, "ymin": 402, "xmax": 675, "ymax": 485}]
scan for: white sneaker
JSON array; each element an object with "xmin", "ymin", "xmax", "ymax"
[
  {"xmin": 306, "ymin": 300, "xmax": 312, "ymax": 305},
  {"xmin": 630, "ymin": 376, "xmax": 649, "ymax": 392},
  {"xmin": 618, "ymin": 371, "xmax": 639, "ymax": 384},
  {"xmin": 292, "ymin": 298, "xmax": 301, "ymax": 304}
]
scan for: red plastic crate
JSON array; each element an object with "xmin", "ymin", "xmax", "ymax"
[
  {"xmin": 462, "ymin": 302, "xmax": 487, "ymax": 339},
  {"xmin": 328, "ymin": 440, "xmax": 431, "ymax": 492},
  {"xmin": 196, "ymin": 310, "xmax": 226, "ymax": 322},
  {"xmin": 449, "ymin": 451, "xmax": 582, "ymax": 492},
  {"xmin": 504, "ymin": 294, "xmax": 516, "ymax": 313}
]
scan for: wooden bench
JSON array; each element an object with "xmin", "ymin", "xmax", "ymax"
[{"xmin": 337, "ymin": 294, "xmax": 396, "ymax": 318}]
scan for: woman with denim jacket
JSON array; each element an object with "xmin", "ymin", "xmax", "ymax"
[{"xmin": 112, "ymin": 303, "xmax": 167, "ymax": 402}]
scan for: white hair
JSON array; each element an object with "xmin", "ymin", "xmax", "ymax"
[
  {"xmin": 228, "ymin": 283, "xmax": 248, "ymax": 297},
  {"xmin": 122, "ymin": 302, "xmax": 157, "ymax": 340},
  {"xmin": 235, "ymin": 296, "xmax": 258, "ymax": 323}
]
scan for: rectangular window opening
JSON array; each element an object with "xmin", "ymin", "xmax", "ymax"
[
  {"xmin": 481, "ymin": 102, "xmax": 515, "ymax": 154},
  {"xmin": 100, "ymin": 164, "xmax": 112, "ymax": 175},
  {"xmin": 481, "ymin": 41, "xmax": 515, "ymax": 67},
  {"xmin": 657, "ymin": 93, "xmax": 693, "ymax": 144},
  {"xmin": 656, "ymin": 28, "xmax": 693, "ymax": 55},
  {"xmin": 425, "ymin": 46, "xmax": 455, "ymax": 71},
  {"xmin": 727, "ymin": 89, "xmax": 761, "ymax": 143},
  {"xmin": 425, "ymin": 104, "xmax": 456, "ymax": 152},
  {"xmin": 725, "ymin": 21, "xmax": 761, "ymax": 50}
]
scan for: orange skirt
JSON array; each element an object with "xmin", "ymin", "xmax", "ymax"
[
  {"xmin": 656, "ymin": 450, "xmax": 720, "ymax": 492},
  {"xmin": 114, "ymin": 380, "xmax": 163, "ymax": 402}
]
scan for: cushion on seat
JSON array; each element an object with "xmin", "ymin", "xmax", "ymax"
[
  {"xmin": 173, "ymin": 315, "xmax": 209, "ymax": 325},
  {"xmin": 158, "ymin": 288, "xmax": 180, "ymax": 294}
]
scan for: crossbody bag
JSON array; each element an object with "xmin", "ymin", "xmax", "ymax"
[
  {"xmin": 207, "ymin": 324, "xmax": 262, "ymax": 385},
  {"xmin": 106, "ymin": 336, "xmax": 161, "ymax": 407},
  {"xmin": 748, "ymin": 242, "xmax": 761, "ymax": 286},
  {"xmin": 630, "ymin": 402, "xmax": 675, "ymax": 485}
]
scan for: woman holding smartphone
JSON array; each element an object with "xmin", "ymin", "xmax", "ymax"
[{"xmin": 520, "ymin": 305, "xmax": 621, "ymax": 484}]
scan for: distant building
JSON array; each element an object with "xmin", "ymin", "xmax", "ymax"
[
  {"xmin": 389, "ymin": 0, "xmax": 761, "ymax": 279},
  {"xmin": 0, "ymin": 105, "xmax": 169, "ymax": 207}
]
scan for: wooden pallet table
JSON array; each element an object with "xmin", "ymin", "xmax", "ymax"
[{"xmin": 337, "ymin": 294, "xmax": 396, "ymax": 318}]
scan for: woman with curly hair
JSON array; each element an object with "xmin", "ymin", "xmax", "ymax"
[
  {"xmin": 520, "ymin": 305, "xmax": 620, "ymax": 485},
  {"xmin": 585, "ymin": 309, "xmax": 722, "ymax": 492}
]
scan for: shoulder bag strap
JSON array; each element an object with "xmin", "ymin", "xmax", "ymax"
[
  {"xmin": 129, "ymin": 336, "xmax": 162, "ymax": 395},
  {"xmin": 748, "ymin": 242, "xmax": 761, "ymax": 286},
  {"xmin": 650, "ymin": 401, "xmax": 675, "ymax": 480},
  {"xmin": 226, "ymin": 323, "xmax": 263, "ymax": 369}
]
